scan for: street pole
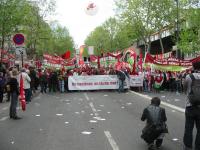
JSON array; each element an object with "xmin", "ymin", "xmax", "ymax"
[
  {"xmin": 175, "ymin": 0, "xmax": 179, "ymax": 58},
  {"xmin": 20, "ymin": 50, "xmax": 23, "ymax": 68}
]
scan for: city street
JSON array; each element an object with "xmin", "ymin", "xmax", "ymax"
[{"xmin": 0, "ymin": 90, "xmax": 185, "ymax": 150}]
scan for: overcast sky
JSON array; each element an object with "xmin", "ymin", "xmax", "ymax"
[{"xmin": 50, "ymin": 0, "xmax": 115, "ymax": 48}]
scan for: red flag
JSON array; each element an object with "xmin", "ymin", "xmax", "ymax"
[
  {"xmin": 20, "ymin": 75, "xmax": 26, "ymax": 111},
  {"xmin": 61, "ymin": 50, "xmax": 71, "ymax": 59}
]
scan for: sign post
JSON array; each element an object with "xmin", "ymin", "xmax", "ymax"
[{"xmin": 13, "ymin": 34, "xmax": 25, "ymax": 67}]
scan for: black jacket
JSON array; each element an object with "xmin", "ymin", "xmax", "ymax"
[
  {"xmin": 8, "ymin": 78, "xmax": 19, "ymax": 95},
  {"xmin": 141, "ymin": 104, "xmax": 168, "ymax": 133}
]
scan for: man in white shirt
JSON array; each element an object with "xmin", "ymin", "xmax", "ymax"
[{"xmin": 19, "ymin": 68, "xmax": 31, "ymax": 103}]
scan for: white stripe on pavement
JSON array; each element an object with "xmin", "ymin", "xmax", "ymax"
[
  {"xmin": 89, "ymin": 102, "xmax": 99, "ymax": 117},
  {"xmin": 85, "ymin": 93, "xmax": 100, "ymax": 117},
  {"xmin": 0, "ymin": 116, "xmax": 9, "ymax": 121},
  {"xmin": 84, "ymin": 93, "xmax": 90, "ymax": 101},
  {"xmin": 2, "ymin": 107, "xmax": 8, "ymax": 111},
  {"xmin": 130, "ymin": 91, "xmax": 185, "ymax": 113},
  {"xmin": 104, "ymin": 131, "xmax": 120, "ymax": 150}
]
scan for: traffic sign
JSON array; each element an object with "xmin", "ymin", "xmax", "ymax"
[{"xmin": 13, "ymin": 33, "xmax": 25, "ymax": 45}]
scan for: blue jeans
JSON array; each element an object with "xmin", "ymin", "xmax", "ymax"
[
  {"xmin": 143, "ymin": 80, "xmax": 148, "ymax": 92},
  {"xmin": 184, "ymin": 106, "xmax": 200, "ymax": 150},
  {"xmin": 25, "ymin": 89, "xmax": 31, "ymax": 102},
  {"xmin": 118, "ymin": 79, "xmax": 124, "ymax": 92},
  {"xmin": 59, "ymin": 80, "xmax": 64, "ymax": 93}
]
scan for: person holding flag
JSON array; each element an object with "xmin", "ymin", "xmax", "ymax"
[{"xmin": 8, "ymin": 69, "xmax": 21, "ymax": 120}]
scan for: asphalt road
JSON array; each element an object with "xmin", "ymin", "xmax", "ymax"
[{"xmin": 0, "ymin": 90, "xmax": 185, "ymax": 150}]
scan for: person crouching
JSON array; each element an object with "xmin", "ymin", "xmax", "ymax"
[{"xmin": 141, "ymin": 97, "xmax": 168, "ymax": 150}]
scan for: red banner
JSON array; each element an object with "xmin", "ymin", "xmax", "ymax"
[
  {"xmin": 145, "ymin": 53, "xmax": 192, "ymax": 67},
  {"xmin": 43, "ymin": 54, "xmax": 64, "ymax": 64}
]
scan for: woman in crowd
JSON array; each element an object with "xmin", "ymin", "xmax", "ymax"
[{"xmin": 9, "ymin": 69, "xmax": 21, "ymax": 120}]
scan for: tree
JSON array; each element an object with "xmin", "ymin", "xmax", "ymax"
[
  {"xmin": 102, "ymin": 17, "xmax": 119, "ymax": 52},
  {"xmin": 178, "ymin": 2, "xmax": 200, "ymax": 55},
  {"xmin": 85, "ymin": 26, "xmax": 110, "ymax": 56},
  {"xmin": 51, "ymin": 24, "xmax": 74, "ymax": 56},
  {"xmin": 115, "ymin": 0, "xmax": 176, "ymax": 53},
  {"xmin": 22, "ymin": 0, "xmax": 56, "ymax": 57},
  {"xmin": 0, "ymin": 0, "xmax": 29, "ymax": 49}
]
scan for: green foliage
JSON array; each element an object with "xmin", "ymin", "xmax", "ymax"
[
  {"xmin": 85, "ymin": 26, "xmax": 110, "ymax": 56},
  {"xmin": 179, "ymin": 7, "xmax": 200, "ymax": 54},
  {"xmin": 85, "ymin": 0, "xmax": 177, "ymax": 55},
  {"xmin": 0, "ymin": 0, "xmax": 75, "ymax": 58}
]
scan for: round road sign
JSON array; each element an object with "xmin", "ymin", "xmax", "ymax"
[{"xmin": 13, "ymin": 33, "xmax": 25, "ymax": 45}]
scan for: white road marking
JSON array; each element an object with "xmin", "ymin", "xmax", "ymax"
[
  {"xmin": 56, "ymin": 114, "xmax": 63, "ymax": 116},
  {"xmin": 85, "ymin": 93, "xmax": 106, "ymax": 121},
  {"xmin": 84, "ymin": 93, "xmax": 90, "ymax": 101},
  {"xmin": 81, "ymin": 131, "xmax": 92, "ymax": 135},
  {"xmin": 2, "ymin": 107, "xmax": 8, "ymax": 111},
  {"xmin": 89, "ymin": 103, "xmax": 97, "ymax": 114},
  {"xmin": 174, "ymin": 99, "xmax": 180, "ymax": 102},
  {"xmin": 65, "ymin": 122, "xmax": 69, "ymax": 124},
  {"xmin": 89, "ymin": 120, "xmax": 97, "ymax": 123},
  {"xmin": 126, "ymin": 103, "xmax": 132, "ymax": 105},
  {"xmin": 107, "ymin": 112, "xmax": 111, "ymax": 114},
  {"xmin": 104, "ymin": 131, "xmax": 120, "ymax": 150},
  {"xmin": 172, "ymin": 138, "xmax": 179, "ymax": 141},
  {"xmin": 130, "ymin": 91, "xmax": 185, "ymax": 113},
  {"xmin": 0, "ymin": 116, "xmax": 9, "ymax": 121},
  {"xmin": 104, "ymin": 95, "xmax": 108, "ymax": 97},
  {"xmin": 35, "ymin": 114, "xmax": 41, "ymax": 117}
]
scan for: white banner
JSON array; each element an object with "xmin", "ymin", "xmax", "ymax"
[
  {"xmin": 129, "ymin": 75, "xmax": 144, "ymax": 87},
  {"xmin": 88, "ymin": 46, "xmax": 94, "ymax": 55},
  {"xmin": 68, "ymin": 75, "xmax": 129, "ymax": 90}
]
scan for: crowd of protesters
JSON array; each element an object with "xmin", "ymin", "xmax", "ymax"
[
  {"xmin": 0, "ymin": 64, "xmax": 131, "ymax": 103},
  {"xmin": 0, "ymin": 64, "xmax": 193, "ymax": 105},
  {"xmin": 141, "ymin": 69, "xmax": 192, "ymax": 94}
]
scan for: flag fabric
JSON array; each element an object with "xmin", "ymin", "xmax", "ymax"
[
  {"xmin": 19, "ymin": 74, "xmax": 26, "ymax": 111},
  {"xmin": 61, "ymin": 50, "xmax": 71, "ymax": 59}
]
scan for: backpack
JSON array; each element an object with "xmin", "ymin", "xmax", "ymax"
[
  {"xmin": 188, "ymin": 74, "xmax": 200, "ymax": 106},
  {"xmin": 141, "ymin": 106, "xmax": 166, "ymax": 143}
]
